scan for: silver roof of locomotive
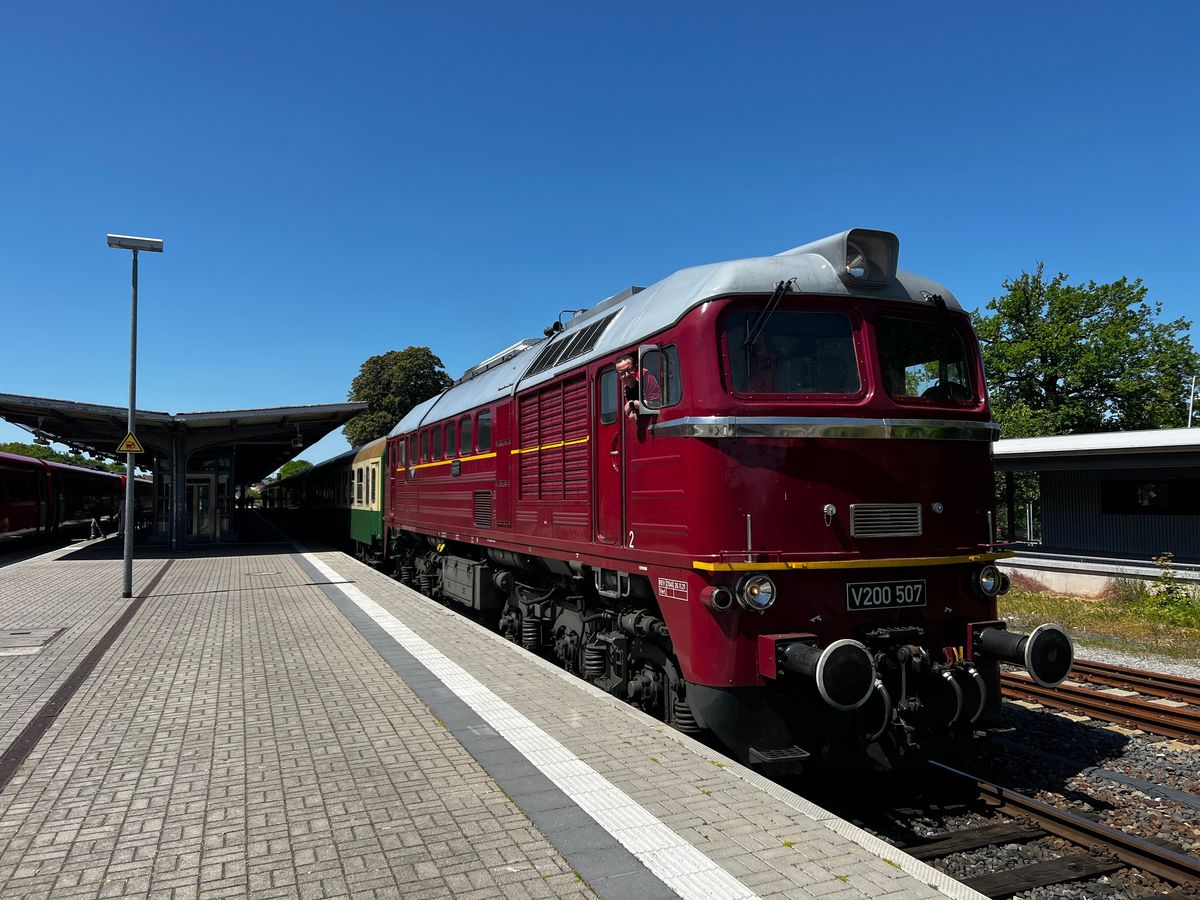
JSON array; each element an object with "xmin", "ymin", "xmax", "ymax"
[{"xmin": 390, "ymin": 229, "xmax": 959, "ymax": 436}]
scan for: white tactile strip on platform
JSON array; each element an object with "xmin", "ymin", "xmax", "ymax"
[{"xmin": 301, "ymin": 552, "xmax": 757, "ymax": 900}]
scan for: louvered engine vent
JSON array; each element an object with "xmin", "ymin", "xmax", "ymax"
[
  {"xmin": 850, "ymin": 503, "xmax": 922, "ymax": 538},
  {"xmin": 473, "ymin": 491, "xmax": 494, "ymax": 528}
]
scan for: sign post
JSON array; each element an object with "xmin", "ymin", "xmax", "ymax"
[{"xmin": 107, "ymin": 234, "xmax": 163, "ymax": 598}]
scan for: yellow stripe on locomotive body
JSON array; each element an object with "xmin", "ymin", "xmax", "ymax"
[
  {"xmin": 409, "ymin": 451, "xmax": 498, "ymax": 472},
  {"xmin": 511, "ymin": 435, "xmax": 589, "ymax": 455},
  {"xmin": 692, "ymin": 551, "xmax": 1015, "ymax": 572}
]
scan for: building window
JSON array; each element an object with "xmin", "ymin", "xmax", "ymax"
[
  {"xmin": 1101, "ymin": 478, "xmax": 1199, "ymax": 515},
  {"xmin": 477, "ymin": 411, "xmax": 492, "ymax": 451}
]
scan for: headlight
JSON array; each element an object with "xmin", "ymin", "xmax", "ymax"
[
  {"xmin": 975, "ymin": 564, "xmax": 1001, "ymax": 597},
  {"xmin": 737, "ymin": 574, "xmax": 776, "ymax": 612}
]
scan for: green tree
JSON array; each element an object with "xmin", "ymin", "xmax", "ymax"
[
  {"xmin": 343, "ymin": 346, "xmax": 452, "ymax": 447},
  {"xmin": 973, "ymin": 264, "xmax": 1199, "ymax": 438},
  {"xmin": 277, "ymin": 459, "xmax": 313, "ymax": 481}
]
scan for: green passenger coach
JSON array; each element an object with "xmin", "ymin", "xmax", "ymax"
[
  {"xmin": 262, "ymin": 435, "xmax": 386, "ymax": 563},
  {"xmin": 349, "ymin": 437, "xmax": 386, "ymax": 561}
]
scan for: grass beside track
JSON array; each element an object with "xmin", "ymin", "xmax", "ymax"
[{"xmin": 999, "ymin": 588, "xmax": 1200, "ymax": 661}]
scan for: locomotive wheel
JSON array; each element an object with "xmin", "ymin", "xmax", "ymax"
[{"xmin": 627, "ymin": 664, "xmax": 665, "ymax": 718}]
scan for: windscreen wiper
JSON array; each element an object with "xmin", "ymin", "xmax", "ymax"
[{"xmin": 743, "ymin": 278, "xmax": 795, "ymax": 350}]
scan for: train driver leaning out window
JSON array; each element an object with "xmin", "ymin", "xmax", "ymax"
[{"xmin": 615, "ymin": 353, "xmax": 662, "ymax": 419}]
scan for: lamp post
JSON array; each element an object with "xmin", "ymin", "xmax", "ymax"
[{"xmin": 107, "ymin": 234, "xmax": 164, "ymax": 598}]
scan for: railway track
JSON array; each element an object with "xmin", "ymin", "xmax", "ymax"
[
  {"xmin": 917, "ymin": 762, "xmax": 1200, "ymax": 898},
  {"xmin": 1068, "ymin": 659, "xmax": 1200, "ymax": 706},
  {"xmin": 1000, "ymin": 660, "xmax": 1200, "ymax": 742},
  {"xmin": 793, "ymin": 758, "xmax": 1200, "ymax": 898}
]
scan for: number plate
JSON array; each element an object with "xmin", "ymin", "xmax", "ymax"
[{"xmin": 846, "ymin": 579, "xmax": 926, "ymax": 611}]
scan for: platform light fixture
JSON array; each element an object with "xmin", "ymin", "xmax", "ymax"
[{"xmin": 107, "ymin": 233, "xmax": 164, "ymax": 598}]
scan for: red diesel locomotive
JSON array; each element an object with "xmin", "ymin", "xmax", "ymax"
[{"xmin": 378, "ymin": 228, "xmax": 1073, "ymax": 770}]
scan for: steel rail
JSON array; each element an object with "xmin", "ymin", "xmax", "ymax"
[
  {"xmin": 1001, "ymin": 671, "xmax": 1200, "ymax": 741},
  {"xmin": 930, "ymin": 761, "xmax": 1200, "ymax": 888},
  {"xmin": 1069, "ymin": 659, "xmax": 1200, "ymax": 705}
]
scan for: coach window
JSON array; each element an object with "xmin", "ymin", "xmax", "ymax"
[
  {"xmin": 477, "ymin": 410, "xmax": 492, "ymax": 451},
  {"xmin": 370, "ymin": 466, "xmax": 377, "ymax": 506},
  {"xmin": 445, "ymin": 421, "xmax": 456, "ymax": 458},
  {"xmin": 420, "ymin": 430, "xmax": 430, "ymax": 462},
  {"xmin": 356, "ymin": 468, "xmax": 364, "ymax": 504},
  {"xmin": 433, "ymin": 426, "xmax": 443, "ymax": 459},
  {"xmin": 600, "ymin": 369, "xmax": 618, "ymax": 424},
  {"xmin": 460, "ymin": 415, "xmax": 473, "ymax": 454}
]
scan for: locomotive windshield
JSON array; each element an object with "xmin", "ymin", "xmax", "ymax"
[
  {"xmin": 876, "ymin": 316, "xmax": 976, "ymax": 403},
  {"xmin": 725, "ymin": 310, "xmax": 861, "ymax": 395}
]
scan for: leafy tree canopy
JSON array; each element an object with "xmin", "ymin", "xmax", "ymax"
[
  {"xmin": 277, "ymin": 459, "xmax": 313, "ymax": 481},
  {"xmin": 972, "ymin": 264, "xmax": 1199, "ymax": 438},
  {"xmin": 343, "ymin": 346, "xmax": 452, "ymax": 447},
  {"xmin": 0, "ymin": 442, "xmax": 126, "ymax": 474}
]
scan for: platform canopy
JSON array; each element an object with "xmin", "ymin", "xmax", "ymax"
[
  {"xmin": 994, "ymin": 427, "xmax": 1200, "ymax": 471},
  {"xmin": 0, "ymin": 392, "xmax": 366, "ymax": 483}
]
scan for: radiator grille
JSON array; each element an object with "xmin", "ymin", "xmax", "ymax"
[
  {"xmin": 850, "ymin": 503, "xmax": 922, "ymax": 538},
  {"xmin": 473, "ymin": 491, "xmax": 494, "ymax": 528}
]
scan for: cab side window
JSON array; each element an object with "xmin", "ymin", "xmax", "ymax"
[
  {"xmin": 638, "ymin": 346, "xmax": 682, "ymax": 411},
  {"xmin": 599, "ymin": 369, "xmax": 618, "ymax": 424},
  {"xmin": 460, "ymin": 415, "xmax": 473, "ymax": 454}
]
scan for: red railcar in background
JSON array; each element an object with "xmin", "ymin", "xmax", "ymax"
[
  {"xmin": 0, "ymin": 451, "xmax": 123, "ymax": 547},
  {"xmin": 380, "ymin": 229, "xmax": 1073, "ymax": 770}
]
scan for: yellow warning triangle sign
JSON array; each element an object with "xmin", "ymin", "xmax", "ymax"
[{"xmin": 116, "ymin": 432, "xmax": 144, "ymax": 454}]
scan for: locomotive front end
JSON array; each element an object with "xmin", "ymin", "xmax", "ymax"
[{"xmin": 664, "ymin": 229, "xmax": 1073, "ymax": 770}]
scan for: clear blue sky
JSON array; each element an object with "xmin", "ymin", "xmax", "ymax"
[{"xmin": 2, "ymin": 2, "xmax": 1197, "ymax": 468}]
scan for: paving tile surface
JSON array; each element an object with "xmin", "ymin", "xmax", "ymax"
[
  {"xmin": 0, "ymin": 539, "xmax": 970, "ymax": 899},
  {"xmin": 0, "ymin": 545, "xmax": 595, "ymax": 899}
]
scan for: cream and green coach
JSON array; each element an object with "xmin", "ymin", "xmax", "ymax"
[
  {"xmin": 263, "ymin": 435, "xmax": 387, "ymax": 562},
  {"xmin": 349, "ymin": 436, "xmax": 386, "ymax": 561}
]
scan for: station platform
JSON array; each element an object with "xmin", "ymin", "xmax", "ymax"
[{"xmin": 0, "ymin": 533, "xmax": 983, "ymax": 900}]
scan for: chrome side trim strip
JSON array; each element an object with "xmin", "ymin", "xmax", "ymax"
[{"xmin": 650, "ymin": 416, "xmax": 1000, "ymax": 442}]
